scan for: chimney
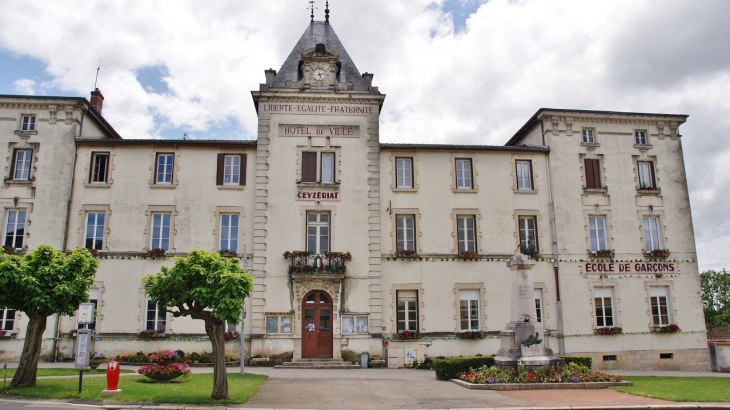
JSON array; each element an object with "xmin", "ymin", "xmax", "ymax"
[
  {"xmin": 264, "ymin": 69, "xmax": 277, "ymax": 86},
  {"xmin": 362, "ymin": 72, "xmax": 374, "ymax": 89},
  {"xmin": 90, "ymin": 88, "xmax": 104, "ymax": 114}
]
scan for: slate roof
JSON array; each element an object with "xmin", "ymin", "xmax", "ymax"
[{"xmin": 270, "ymin": 21, "xmax": 369, "ymax": 91}]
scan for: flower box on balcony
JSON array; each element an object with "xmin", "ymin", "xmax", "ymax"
[
  {"xmin": 457, "ymin": 251, "xmax": 479, "ymax": 261},
  {"xmin": 458, "ymin": 330, "xmax": 485, "ymax": 340},
  {"xmin": 395, "ymin": 330, "xmax": 419, "ymax": 341},
  {"xmin": 645, "ymin": 249, "xmax": 670, "ymax": 259},
  {"xmin": 594, "ymin": 326, "xmax": 623, "ymax": 335},
  {"xmin": 284, "ymin": 251, "xmax": 351, "ymax": 274},
  {"xmin": 146, "ymin": 248, "xmax": 166, "ymax": 259},
  {"xmin": 394, "ymin": 250, "xmax": 420, "ymax": 260},
  {"xmin": 590, "ymin": 249, "xmax": 615, "ymax": 258},
  {"xmin": 654, "ymin": 324, "xmax": 681, "ymax": 334}
]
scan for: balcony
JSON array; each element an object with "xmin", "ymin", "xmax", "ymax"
[{"xmin": 284, "ymin": 251, "xmax": 352, "ymax": 275}]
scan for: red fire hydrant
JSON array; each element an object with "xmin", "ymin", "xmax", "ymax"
[{"xmin": 106, "ymin": 360, "xmax": 120, "ymax": 391}]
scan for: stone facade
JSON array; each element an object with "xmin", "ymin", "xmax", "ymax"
[{"xmin": 0, "ymin": 20, "xmax": 710, "ymax": 371}]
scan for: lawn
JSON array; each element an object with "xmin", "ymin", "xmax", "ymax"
[
  {"xmin": 2, "ymin": 368, "xmax": 134, "ymax": 378},
  {"xmin": 1, "ymin": 373, "xmax": 268, "ymax": 405},
  {"xmin": 613, "ymin": 376, "xmax": 730, "ymax": 402}
]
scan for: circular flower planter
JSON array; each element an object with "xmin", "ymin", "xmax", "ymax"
[{"xmin": 88, "ymin": 359, "xmax": 106, "ymax": 370}]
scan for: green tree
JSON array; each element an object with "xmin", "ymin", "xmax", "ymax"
[
  {"xmin": 700, "ymin": 269, "xmax": 730, "ymax": 326},
  {"xmin": 142, "ymin": 250, "xmax": 253, "ymax": 400},
  {"xmin": 0, "ymin": 245, "xmax": 98, "ymax": 388}
]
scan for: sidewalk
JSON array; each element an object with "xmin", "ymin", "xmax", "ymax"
[{"xmin": 2, "ymin": 362, "xmax": 730, "ymax": 409}]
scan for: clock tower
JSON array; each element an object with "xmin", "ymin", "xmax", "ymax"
[{"xmin": 250, "ymin": 17, "xmax": 385, "ymax": 360}]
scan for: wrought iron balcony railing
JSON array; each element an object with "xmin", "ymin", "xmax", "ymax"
[{"xmin": 283, "ymin": 251, "xmax": 352, "ymax": 274}]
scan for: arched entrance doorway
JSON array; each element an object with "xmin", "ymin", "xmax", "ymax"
[{"xmin": 302, "ymin": 290, "xmax": 333, "ymax": 358}]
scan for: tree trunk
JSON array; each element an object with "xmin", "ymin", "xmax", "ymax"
[
  {"xmin": 205, "ymin": 318, "xmax": 228, "ymax": 400},
  {"xmin": 10, "ymin": 312, "xmax": 47, "ymax": 388}
]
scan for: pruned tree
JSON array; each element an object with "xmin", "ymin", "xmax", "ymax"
[
  {"xmin": 142, "ymin": 250, "xmax": 253, "ymax": 400},
  {"xmin": 0, "ymin": 245, "xmax": 98, "ymax": 388},
  {"xmin": 700, "ymin": 269, "xmax": 730, "ymax": 327}
]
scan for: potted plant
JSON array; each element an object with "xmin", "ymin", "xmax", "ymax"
[
  {"xmin": 655, "ymin": 324, "xmax": 681, "ymax": 334},
  {"xmin": 88, "ymin": 352, "xmax": 107, "ymax": 370},
  {"xmin": 594, "ymin": 326, "xmax": 623, "ymax": 335},
  {"xmin": 645, "ymin": 249, "xmax": 670, "ymax": 259},
  {"xmin": 369, "ymin": 356, "xmax": 385, "ymax": 368},
  {"xmin": 395, "ymin": 330, "xmax": 419, "ymax": 341},
  {"xmin": 395, "ymin": 250, "xmax": 419, "ymax": 260},
  {"xmin": 146, "ymin": 248, "xmax": 166, "ymax": 259},
  {"xmin": 459, "ymin": 330, "xmax": 485, "ymax": 340},
  {"xmin": 224, "ymin": 331, "xmax": 240, "ymax": 341},
  {"xmin": 87, "ymin": 248, "xmax": 100, "ymax": 257},
  {"xmin": 590, "ymin": 249, "xmax": 614, "ymax": 258},
  {"xmin": 219, "ymin": 249, "xmax": 238, "ymax": 257},
  {"xmin": 458, "ymin": 251, "xmax": 478, "ymax": 261}
]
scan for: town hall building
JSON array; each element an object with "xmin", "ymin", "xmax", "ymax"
[{"xmin": 0, "ymin": 15, "xmax": 710, "ymax": 371}]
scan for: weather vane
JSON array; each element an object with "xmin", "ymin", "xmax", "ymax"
[{"xmin": 308, "ymin": 1, "xmax": 317, "ymax": 21}]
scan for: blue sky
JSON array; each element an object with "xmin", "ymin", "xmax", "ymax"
[{"xmin": 1, "ymin": 0, "xmax": 729, "ymax": 271}]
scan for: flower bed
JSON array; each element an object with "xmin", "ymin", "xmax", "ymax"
[
  {"xmin": 137, "ymin": 362, "xmax": 192, "ymax": 382},
  {"xmin": 116, "ymin": 349, "xmax": 235, "ymax": 365},
  {"xmin": 458, "ymin": 362, "xmax": 626, "ymax": 389}
]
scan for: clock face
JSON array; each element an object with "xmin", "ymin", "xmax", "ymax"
[{"xmin": 313, "ymin": 68, "xmax": 327, "ymax": 81}]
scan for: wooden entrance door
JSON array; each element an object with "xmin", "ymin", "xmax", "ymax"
[{"xmin": 301, "ymin": 290, "xmax": 333, "ymax": 358}]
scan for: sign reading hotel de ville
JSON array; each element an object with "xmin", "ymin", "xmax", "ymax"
[
  {"xmin": 279, "ymin": 124, "xmax": 360, "ymax": 138},
  {"xmin": 581, "ymin": 261, "xmax": 679, "ymax": 275}
]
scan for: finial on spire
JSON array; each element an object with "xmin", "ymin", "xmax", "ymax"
[
  {"xmin": 308, "ymin": 1, "xmax": 316, "ymax": 21},
  {"xmin": 325, "ymin": 1, "xmax": 330, "ymax": 23}
]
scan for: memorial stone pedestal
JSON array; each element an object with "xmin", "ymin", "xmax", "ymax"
[{"xmin": 494, "ymin": 253, "xmax": 564, "ymax": 370}]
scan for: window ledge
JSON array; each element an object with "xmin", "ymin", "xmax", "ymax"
[
  {"xmin": 392, "ymin": 187, "xmax": 418, "ymax": 193},
  {"xmin": 14, "ymin": 130, "xmax": 37, "ymax": 137},
  {"xmin": 583, "ymin": 187, "xmax": 607, "ymax": 195},
  {"xmin": 263, "ymin": 334, "xmax": 293, "ymax": 338},
  {"xmin": 513, "ymin": 188, "xmax": 538, "ymax": 195},
  {"xmin": 83, "ymin": 182, "xmax": 112, "ymax": 188},
  {"xmin": 581, "ymin": 142, "xmax": 600, "ymax": 148},
  {"xmin": 148, "ymin": 183, "xmax": 177, "ymax": 189},
  {"xmin": 637, "ymin": 188, "xmax": 661, "ymax": 196},
  {"xmin": 297, "ymin": 182, "xmax": 340, "ymax": 190},
  {"xmin": 342, "ymin": 334, "xmax": 371, "ymax": 338},
  {"xmin": 3, "ymin": 178, "xmax": 34, "ymax": 187},
  {"xmin": 452, "ymin": 188, "xmax": 477, "ymax": 193},
  {"xmin": 634, "ymin": 144, "xmax": 653, "ymax": 150},
  {"xmin": 217, "ymin": 185, "xmax": 245, "ymax": 190}
]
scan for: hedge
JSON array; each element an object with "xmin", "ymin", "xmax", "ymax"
[
  {"xmin": 433, "ymin": 356, "xmax": 495, "ymax": 380},
  {"xmin": 560, "ymin": 356, "xmax": 592, "ymax": 368}
]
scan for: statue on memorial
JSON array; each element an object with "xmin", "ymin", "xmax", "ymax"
[{"xmin": 519, "ymin": 235, "xmax": 537, "ymax": 258}]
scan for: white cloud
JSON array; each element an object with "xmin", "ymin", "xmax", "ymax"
[
  {"xmin": 13, "ymin": 78, "xmax": 36, "ymax": 95},
  {"xmin": 0, "ymin": 0, "xmax": 729, "ymax": 270}
]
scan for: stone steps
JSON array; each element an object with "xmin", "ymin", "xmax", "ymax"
[{"xmin": 275, "ymin": 359, "xmax": 360, "ymax": 369}]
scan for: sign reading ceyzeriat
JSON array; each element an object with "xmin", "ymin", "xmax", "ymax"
[
  {"xmin": 581, "ymin": 261, "xmax": 678, "ymax": 275},
  {"xmin": 296, "ymin": 191, "xmax": 341, "ymax": 201},
  {"xmin": 279, "ymin": 124, "xmax": 359, "ymax": 138}
]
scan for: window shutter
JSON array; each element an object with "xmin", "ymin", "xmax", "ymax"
[
  {"xmin": 9, "ymin": 150, "xmax": 17, "ymax": 179},
  {"xmin": 592, "ymin": 160, "xmax": 601, "ymax": 188},
  {"xmin": 88, "ymin": 155, "xmax": 95, "ymax": 183},
  {"xmin": 584, "ymin": 159, "xmax": 594, "ymax": 188},
  {"xmin": 240, "ymin": 154, "xmax": 247, "ymax": 186},
  {"xmin": 585, "ymin": 159, "xmax": 601, "ymax": 189},
  {"xmin": 302, "ymin": 152, "xmax": 317, "ymax": 182},
  {"xmin": 649, "ymin": 162, "xmax": 656, "ymax": 188},
  {"xmin": 216, "ymin": 154, "xmax": 225, "ymax": 185}
]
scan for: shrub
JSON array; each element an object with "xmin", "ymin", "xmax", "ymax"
[
  {"xmin": 561, "ymin": 356, "xmax": 592, "ymax": 369},
  {"xmin": 433, "ymin": 355, "xmax": 495, "ymax": 380},
  {"xmin": 341, "ymin": 349, "xmax": 359, "ymax": 364}
]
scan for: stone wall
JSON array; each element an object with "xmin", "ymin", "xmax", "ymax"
[
  {"xmin": 707, "ymin": 326, "xmax": 730, "ymax": 340},
  {"xmin": 578, "ymin": 348, "xmax": 711, "ymax": 372}
]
